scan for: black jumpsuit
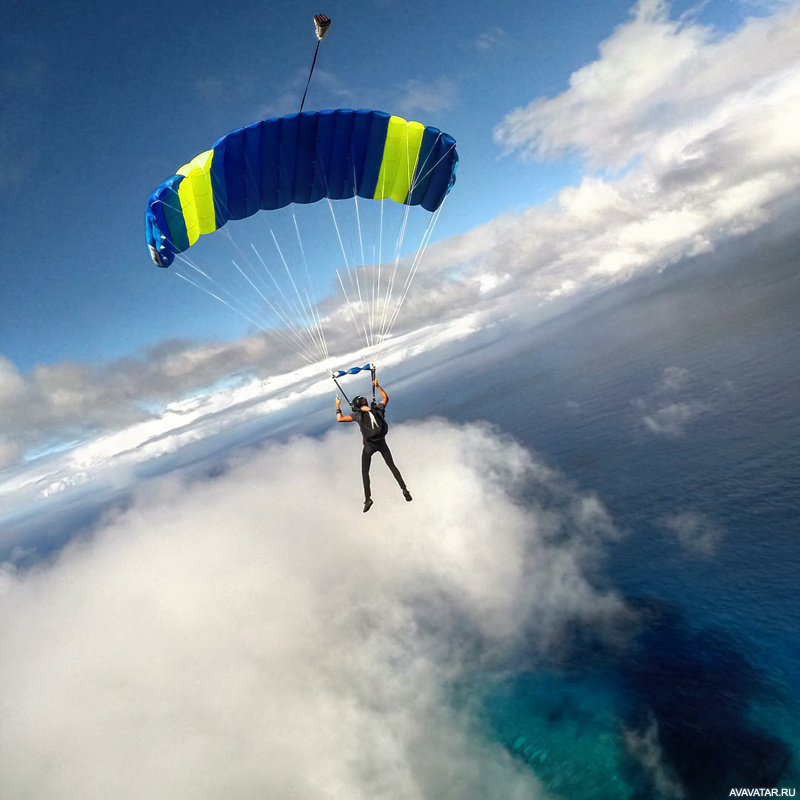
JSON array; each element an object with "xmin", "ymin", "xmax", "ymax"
[{"xmin": 353, "ymin": 403, "xmax": 407, "ymax": 501}]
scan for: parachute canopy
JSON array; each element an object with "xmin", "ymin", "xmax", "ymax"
[{"xmin": 145, "ymin": 109, "xmax": 458, "ymax": 268}]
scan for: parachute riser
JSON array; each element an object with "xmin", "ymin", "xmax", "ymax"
[
  {"xmin": 332, "ymin": 375, "xmax": 350, "ymax": 406},
  {"xmin": 331, "ymin": 361, "xmax": 376, "ymax": 407}
]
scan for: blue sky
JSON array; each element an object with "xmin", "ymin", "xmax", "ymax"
[
  {"xmin": 1, "ymin": 0, "xmax": 798, "ymax": 475},
  {"xmin": 2, "ymin": 0, "xmax": 759, "ymax": 369}
]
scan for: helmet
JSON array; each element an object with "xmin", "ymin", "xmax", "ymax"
[{"xmin": 351, "ymin": 396, "xmax": 367, "ymax": 409}]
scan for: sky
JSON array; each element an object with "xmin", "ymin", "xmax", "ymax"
[
  {"xmin": 1, "ymin": 1, "xmax": 800, "ymax": 795},
  {"xmin": 2, "ymin": 0, "xmax": 798, "ymax": 477}
]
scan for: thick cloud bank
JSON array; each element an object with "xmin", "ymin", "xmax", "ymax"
[{"xmin": 0, "ymin": 421, "xmax": 622, "ymax": 799}]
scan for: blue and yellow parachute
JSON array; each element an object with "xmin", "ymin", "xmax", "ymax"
[{"xmin": 145, "ymin": 109, "xmax": 458, "ymax": 267}]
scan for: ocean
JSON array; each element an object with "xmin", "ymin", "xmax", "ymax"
[
  {"xmin": 383, "ymin": 220, "xmax": 800, "ymax": 797},
  {"xmin": 3, "ymin": 217, "xmax": 798, "ymax": 798}
]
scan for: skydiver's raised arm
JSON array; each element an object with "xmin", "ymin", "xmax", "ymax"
[
  {"xmin": 375, "ymin": 381, "xmax": 388, "ymax": 407},
  {"xmin": 335, "ymin": 396, "xmax": 353, "ymax": 422}
]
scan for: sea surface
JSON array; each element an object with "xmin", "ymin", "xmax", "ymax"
[
  {"xmin": 4, "ymin": 219, "xmax": 798, "ymax": 798},
  {"xmin": 158, "ymin": 220, "xmax": 800, "ymax": 797},
  {"xmin": 387, "ymin": 222, "xmax": 800, "ymax": 797}
]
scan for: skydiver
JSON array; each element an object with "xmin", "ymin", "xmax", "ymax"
[{"xmin": 335, "ymin": 381, "xmax": 412, "ymax": 512}]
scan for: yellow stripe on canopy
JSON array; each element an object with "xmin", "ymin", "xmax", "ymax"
[
  {"xmin": 374, "ymin": 116, "xmax": 425, "ymax": 204},
  {"xmin": 177, "ymin": 149, "xmax": 216, "ymax": 246}
]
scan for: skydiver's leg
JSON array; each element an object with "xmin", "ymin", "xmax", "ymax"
[
  {"xmin": 377, "ymin": 441, "xmax": 408, "ymax": 492},
  {"xmin": 361, "ymin": 446, "xmax": 376, "ymax": 512},
  {"xmin": 361, "ymin": 447, "xmax": 374, "ymax": 500}
]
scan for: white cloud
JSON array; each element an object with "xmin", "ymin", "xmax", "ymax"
[
  {"xmin": 454, "ymin": 1, "xmax": 800, "ymax": 304},
  {"xmin": 0, "ymin": 421, "xmax": 623, "ymax": 798},
  {"xmin": 623, "ymin": 716, "xmax": 685, "ymax": 798},
  {"xmin": 474, "ymin": 27, "xmax": 513, "ymax": 53},
  {"xmin": 657, "ymin": 367, "xmax": 691, "ymax": 393},
  {"xmin": 634, "ymin": 367, "xmax": 714, "ymax": 437},
  {"xmin": 494, "ymin": 0, "xmax": 800, "ymax": 169},
  {"xmin": 256, "ymin": 68, "xmax": 455, "ymax": 122},
  {"xmin": 254, "ymin": 67, "xmax": 360, "ymax": 121},
  {"xmin": 0, "ymin": 339, "xmax": 280, "ymax": 474},
  {"xmin": 410, "ymin": 0, "xmax": 800, "ymax": 345},
  {"xmin": 395, "ymin": 78, "xmax": 458, "ymax": 115},
  {"xmin": 0, "ymin": 356, "xmax": 26, "ymax": 402},
  {"xmin": 659, "ymin": 510, "xmax": 724, "ymax": 554},
  {"xmin": 639, "ymin": 399, "xmax": 710, "ymax": 436},
  {"xmin": 0, "ymin": 321, "xmax": 487, "ymax": 521}
]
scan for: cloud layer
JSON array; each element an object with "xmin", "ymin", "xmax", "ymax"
[
  {"xmin": 479, "ymin": 0, "xmax": 800, "ymax": 287},
  {"xmin": 0, "ymin": 420, "xmax": 624, "ymax": 799},
  {"xmin": 494, "ymin": 0, "xmax": 800, "ymax": 170},
  {"xmin": 659, "ymin": 510, "xmax": 724, "ymax": 555},
  {"xmin": 632, "ymin": 366, "xmax": 734, "ymax": 438},
  {"xmin": 0, "ymin": 337, "xmax": 289, "ymax": 472}
]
